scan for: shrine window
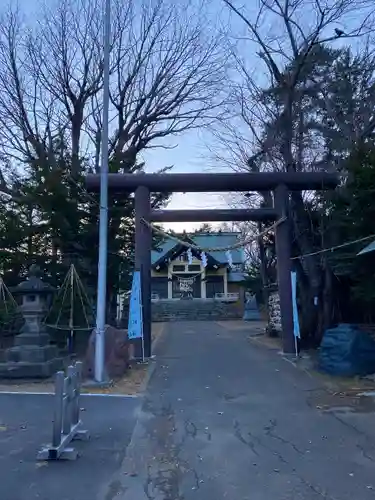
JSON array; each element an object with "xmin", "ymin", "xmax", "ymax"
[
  {"xmin": 173, "ymin": 264, "xmax": 185, "ymax": 272},
  {"xmin": 188, "ymin": 265, "xmax": 200, "ymax": 272}
]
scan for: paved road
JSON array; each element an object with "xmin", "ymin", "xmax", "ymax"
[
  {"xmin": 0, "ymin": 393, "xmax": 139, "ymax": 500},
  {"xmin": 107, "ymin": 321, "xmax": 375, "ymax": 500}
]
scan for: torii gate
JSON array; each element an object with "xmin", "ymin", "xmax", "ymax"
[{"xmin": 86, "ymin": 171, "xmax": 339, "ymax": 357}]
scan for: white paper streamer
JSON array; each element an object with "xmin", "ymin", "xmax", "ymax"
[
  {"xmin": 226, "ymin": 250, "xmax": 233, "ymax": 268},
  {"xmin": 187, "ymin": 248, "xmax": 193, "ymax": 265},
  {"xmin": 201, "ymin": 251, "xmax": 207, "ymax": 268}
]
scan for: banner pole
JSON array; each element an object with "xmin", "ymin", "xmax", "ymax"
[
  {"xmin": 294, "ymin": 334, "xmax": 298, "ymax": 358},
  {"xmin": 141, "ymin": 324, "xmax": 145, "ymax": 363},
  {"xmin": 128, "ymin": 270, "xmax": 144, "ymax": 361},
  {"xmin": 291, "ymin": 270, "xmax": 300, "ymax": 358}
]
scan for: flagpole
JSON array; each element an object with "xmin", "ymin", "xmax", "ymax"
[{"xmin": 94, "ymin": 0, "xmax": 111, "ymax": 383}]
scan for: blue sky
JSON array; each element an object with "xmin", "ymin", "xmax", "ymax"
[{"xmin": 141, "ymin": 129, "xmax": 231, "ymax": 231}]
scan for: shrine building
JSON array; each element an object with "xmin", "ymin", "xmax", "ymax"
[{"xmin": 151, "ymin": 232, "xmax": 246, "ymax": 301}]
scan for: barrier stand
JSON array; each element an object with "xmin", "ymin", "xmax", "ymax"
[{"xmin": 37, "ymin": 361, "xmax": 90, "ymax": 460}]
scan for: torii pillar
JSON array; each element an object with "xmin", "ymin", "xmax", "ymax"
[{"xmin": 134, "ymin": 186, "xmax": 152, "ymax": 358}]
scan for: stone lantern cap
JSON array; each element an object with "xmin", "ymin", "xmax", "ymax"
[{"xmin": 11, "ymin": 264, "xmax": 56, "ymax": 296}]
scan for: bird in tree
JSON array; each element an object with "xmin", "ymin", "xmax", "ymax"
[{"xmin": 335, "ymin": 28, "xmax": 345, "ymax": 37}]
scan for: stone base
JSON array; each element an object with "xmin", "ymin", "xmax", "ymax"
[
  {"xmin": 0, "ymin": 358, "xmax": 64, "ymax": 379},
  {"xmin": 6, "ymin": 345, "xmax": 59, "ymax": 363},
  {"xmin": 14, "ymin": 333, "xmax": 51, "ymax": 347},
  {"xmin": 243, "ymin": 310, "xmax": 262, "ymax": 321}
]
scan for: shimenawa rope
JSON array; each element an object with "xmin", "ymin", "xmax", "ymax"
[{"xmin": 140, "ymin": 217, "xmax": 286, "ymax": 253}]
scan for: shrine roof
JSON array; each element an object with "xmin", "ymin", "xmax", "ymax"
[
  {"xmin": 228, "ymin": 271, "xmax": 246, "ymax": 282},
  {"xmin": 151, "ymin": 232, "xmax": 245, "ymax": 265}
]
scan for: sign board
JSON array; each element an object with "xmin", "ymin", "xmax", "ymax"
[
  {"xmin": 128, "ymin": 271, "xmax": 143, "ymax": 340},
  {"xmin": 291, "ymin": 271, "xmax": 300, "ymax": 339}
]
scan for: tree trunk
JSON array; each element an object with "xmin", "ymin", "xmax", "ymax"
[
  {"xmin": 281, "ymin": 99, "xmax": 323, "ymax": 343},
  {"xmin": 290, "ymin": 191, "xmax": 324, "ymax": 343}
]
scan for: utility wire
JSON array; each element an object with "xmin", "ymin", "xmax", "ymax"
[{"xmin": 291, "ymin": 233, "xmax": 375, "ymax": 260}]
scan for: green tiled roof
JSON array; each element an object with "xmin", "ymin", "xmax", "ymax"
[
  {"xmin": 151, "ymin": 232, "xmax": 244, "ymax": 265},
  {"xmin": 228, "ymin": 271, "xmax": 246, "ymax": 282}
]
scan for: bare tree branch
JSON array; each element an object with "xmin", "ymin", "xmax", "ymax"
[{"xmin": 0, "ymin": 0, "xmax": 227, "ymax": 192}]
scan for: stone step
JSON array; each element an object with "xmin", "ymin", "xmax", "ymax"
[{"xmin": 152, "ymin": 308, "xmax": 242, "ymax": 322}]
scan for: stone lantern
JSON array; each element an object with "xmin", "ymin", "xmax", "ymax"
[
  {"xmin": 243, "ymin": 291, "xmax": 261, "ymax": 321},
  {"xmin": 15, "ymin": 265, "xmax": 54, "ymax": 330},
  {"xmin": 0, "ymin": 265, "xmax": 64, "ymax": 378}
]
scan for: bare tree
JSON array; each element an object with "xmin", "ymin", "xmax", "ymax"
[
  {"xmin": 0, "ymin": 0, "xmax": 227, "ymax": 186},
  {"xmin": 106, "ymin": 0, "xmax": 227, "ymax": 171},
  {"xmin": 219, "ymin": 0, "xmax": 375, "ymax": 343}
]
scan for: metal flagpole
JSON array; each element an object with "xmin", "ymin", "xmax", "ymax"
[{"xmin": 94, "ymin": 0, "xmax": 111, "ymax": 383}]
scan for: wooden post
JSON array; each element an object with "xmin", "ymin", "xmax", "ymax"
[
  {"xmin": 274, "ymin": 184, "xmax": 295, "ymax": 354},
  {"xmin": 135, "ymin": 186, "xmax": 152, "ymax": 358},
  {"xmin": 223, "ymin": 269, "xmax": 228, "ymax": 297},
  {"xmin": 167, "ymin": 264, "xmax": 173, "ymax": 299}
]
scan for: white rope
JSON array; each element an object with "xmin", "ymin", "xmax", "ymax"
[
  {"xmin": 141, "ymin": 217, "xmax": 286, "ymax": 252},
  {"xmin": 0, "ymin": 277, "xmax": 18, "ymax": 316}
]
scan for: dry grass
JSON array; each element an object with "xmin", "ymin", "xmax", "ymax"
[
  {"xmin": 0, "ymin": 322, "xmax": 167, "ymax": 395},
  {"xmin": 82, "ymin": 362, "xmax": 149, "ymax": 395},
  {"xmin": 0, "ymin": 379, "xmax": 55, "ymax": 393}
]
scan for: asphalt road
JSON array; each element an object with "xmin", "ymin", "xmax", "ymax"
[
  {"xmin": 0, "ymin": 393, "xmax": 139, "ymax": 500},
  {"xmin": 108, "ymin": 321, "xmax": 375, "ymax": 500}
]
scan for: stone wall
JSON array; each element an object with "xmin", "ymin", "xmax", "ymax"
[
  {"xmin": 267, "ymin": 290, "xmax": 282, "ymax": 336},
  {"xmin": 151, "ymin": 299, "xmax": 243, "ymax": 322}
]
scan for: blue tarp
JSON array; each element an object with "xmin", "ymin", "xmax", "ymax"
[
  {"xmin": 357, "ymin": 239, "xmax": 375, "ymax": 256},
  {"xmin": 319, "ymin": 323, "xmax": 375, "ymax": 377}
]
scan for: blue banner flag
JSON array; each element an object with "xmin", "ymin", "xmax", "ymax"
[
  {"xmin": 291, "ymin": 271, "xmax": 300, "ymax": 339},
  {"xmin": 128, "ymin": 271, "xmax": 143, "ymax": 340}
]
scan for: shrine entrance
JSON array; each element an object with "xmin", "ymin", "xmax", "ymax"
[
  {"xmin": 172, "ymin": 274, "xmax": 201, "ymax": 299},
  {"xmin": 86, "ymin": 171, "xmax": 339, "ymax": 358}
]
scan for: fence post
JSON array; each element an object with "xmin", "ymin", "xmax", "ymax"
[
  {"xmin": 52, "ymin": 371, "xmax": 64, "ymax": 450},
  {"xmin": 37, "ymin": 363, "xmax": 89, "ymax": 461},
  {"xmin": 72, "ymin": 361, "xmax": 82, "ymax": 426}
]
